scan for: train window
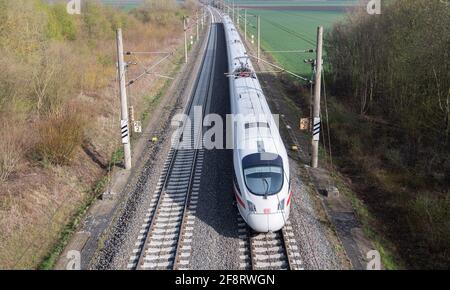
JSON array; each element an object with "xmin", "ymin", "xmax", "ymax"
[
  {"xmin": 242, "ymin": 153, "xmax": 284, "ymax": 196},
  {"xmin": 244, "ymin": 166, "xmax": 283, "ymax": 196},
  {"xmin": 245, "ymin": 122, "xmax": 269, "ymax": 129}
]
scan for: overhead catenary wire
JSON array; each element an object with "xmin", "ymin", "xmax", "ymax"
[
  {"xmin": 127, "ymin": 53, "xmax": 173, "ymax": 86},
  {"xmin": 264, "ymin": 49, "xmax": 315, "ymax": 53},
  {"xmin": 234, "ymin": 11, "xmax": 316, "ymax": 81},
  {"xmin": 241, "ymin": 11, "xmax": 316, "ymax": 46},
  {"xmin": 263, "ymin": 18, "xmax": 316, "ymax": 46},
  {"xmin": 126, "ymin": 51, "xmax": 172, "ymax": 55},
  {"xmin": 274, "ymin": 9, "xmax": 338, "ymax": 26},
  {"xmin": 247, "ymin": 53, "xmax": 311, "ymax": 83}
]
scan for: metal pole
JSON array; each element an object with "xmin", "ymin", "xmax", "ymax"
[
  {"xmin": 184, "ymin": 17, "xmax": 188, "ymax": 63},
  {"xmin": 116, "ymin": 28, "xmax": 132, "ymax": 170},
  {"xmin": 257, "ymin": 15, "xmax": 261, "ymax": 63},
  {"xmin": 237, "ymin": 6, "xmax": 240, "ymax": 25},
  {"xmin": 311, "ymin": 26, "xmax": 323, "ymax": 168},
  {"xmin": 244, "ymin": 9, "xmax": 247, "ymax": 41},
  {"xmin": 196, "ymin": 11, "xmax": 199, "ymax": 42}
]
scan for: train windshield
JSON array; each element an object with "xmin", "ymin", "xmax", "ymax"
[{"xmin": 242, "ymin": 153, "xmax": 284, "ymax": 196}]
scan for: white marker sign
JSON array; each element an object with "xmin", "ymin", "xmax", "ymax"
[
  {"xmin": 121, "ymin": 120, "xmax": 129, "ymax": 144},
  {"xmin": 67, "ymin": 0, "xmax": 81, "ymax": 15},
  {"xmin": 313, "ymin": 117, "xmax": 321, "ymax": 141},
  {"xmin": 133, "ymin": 121, "xmax": 142, "ymax": 133}
]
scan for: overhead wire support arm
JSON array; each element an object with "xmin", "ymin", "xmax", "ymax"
[
  {"xmin": 126, "ymin": 51, "xmax": 172, "ymax": 55},
  {"xmin": 247, "ymin": 53, "xmax": 311, "ymax": 83},
  {"xmin": 126, "ymin": 53, "xmax": 173, "ymax": 87},
  {"xmin": 264, "ymin": 49, "xmax": 315, "ymax": 53}
]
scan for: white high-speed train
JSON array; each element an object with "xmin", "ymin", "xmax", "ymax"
[{"xmin": 223, "ymin": 15, "xmax": 292, "ymax": 232}]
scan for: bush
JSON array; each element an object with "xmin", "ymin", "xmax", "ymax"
[
  {"xmin": 0, "ymin": 125, "xmax": 24, "ymax": 183},
  {"xmin": 46, "ymin": 3, "xmax": 77, "ymax": 41},
  {"xmin": 409, "ymin": 193, "xmax": 450, "ymax": 261},
  {"xmin": 34, "ymin": 107, "xmax": 86, "ymax": 165}
]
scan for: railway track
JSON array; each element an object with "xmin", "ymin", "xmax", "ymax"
[
  {"xmin": 249, "ymin": 223, "xmax": 303, "ymax": 270},
  {"xmin": 127, "ymin": 11, "xmax": 219, "ymax": 270},
  {"xmin": 238, "ymin": 214, "xmax": 303, "ymax": 270}
]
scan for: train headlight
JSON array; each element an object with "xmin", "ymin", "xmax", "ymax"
[
  {"xmin": 247, "ymin": 200, "xmax": 256, "ymax": 213},
  {"xmin": 278, "ymin": 199, "xmax": 285, "ymax": 211}
]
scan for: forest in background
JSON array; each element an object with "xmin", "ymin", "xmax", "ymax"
[{"xmin": 325, "ymin": 0, "xmax": 450, "ymax": 268}]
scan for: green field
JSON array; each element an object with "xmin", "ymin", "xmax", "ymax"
[
  {"xmin": 101, "ymin": 0, "xmax": 141, "ymax": 11},
  {"xmin": 233, "ymin": 1, "xmax": 350, "ymax": 77},
  {"xmin": 240, "ymin": 8, "xmax": 345, "ymax": 77},
  {"xmin": 232, "ymin": 0, "xmax": 357, "ymax": 7}
]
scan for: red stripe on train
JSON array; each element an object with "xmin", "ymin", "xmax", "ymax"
[
  {"xmin": 233, "ymin": 183, "xmax": 246, "ymax": 209},
  {"xmin": 235, "ymin": 193, "xmax": 246, "ymax": 209},
  {"xmin": 287, "ymin": 190, "xmax": 293, "ymax": 206}
]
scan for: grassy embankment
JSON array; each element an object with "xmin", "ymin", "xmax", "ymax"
[{"xmin": 0, "ymin": 0, "xmax": 196, "ymax": 269}]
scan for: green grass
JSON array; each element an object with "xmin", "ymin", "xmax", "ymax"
[
  {"xmin": 240, "ymin": 9, "xmax": 345, "ymax": 77},
  {"xmin": 232, "ymin": 0, "xmax": 357, "ymax": 7}
]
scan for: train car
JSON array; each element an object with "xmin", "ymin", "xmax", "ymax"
[{"xmin": 222, "ymin": 15, "xmax": 292, "ymax": 232}]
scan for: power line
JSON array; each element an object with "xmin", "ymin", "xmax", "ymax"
[
  {"xmin": 262, "ymin": 18, "xmax": 316, "ymax": 46},
  {"xmin": 242, "ymin": 11, "xmax": 317, "ymax": 45}
]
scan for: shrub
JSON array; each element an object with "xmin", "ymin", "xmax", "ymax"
[
  {"xmin": 409, "ymin": 193, "xmax": 450, "ymax": 259},
  {"xmin": 0, "ymin": 125, "xmax": 24, "ymax": 183},
  {"xmin": 34, "ymin": 107, "xmax": 86, "ymax": 165},
  {"xmin": 46, "ymin": 3, "xmax": 77, "ymax": 41}
]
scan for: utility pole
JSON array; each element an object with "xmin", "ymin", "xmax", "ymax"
[
  {"xmin": 196, "ymin": 11, "xmax": 199, "ymax": 42},
  {"xmin": 311, "ymin": 26, "xmax": 323, "ymax": 168},
  {"xmin": 202, "ymin": 8, "xmax": 204, "ymax": 30},
  {"xmin": 116, "ymin": 28, "xmax": 132, "ymax": 170},
  {"xmin": 184, "ymin": 16, "xmax": 188, "ymax": 63},
  {"xmin": 257, "ymin": 15, "xmax": 261, "ymax": 63},
  {"xmin": 244, "ymin": 9, "xmax": 247, "ymax": 41},
  {"xmin": 237, "ymin": 6, "xmax": 240, "ymax": 25}
]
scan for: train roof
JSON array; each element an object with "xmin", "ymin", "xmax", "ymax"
[{"xmin": 223, "ymin": 14, "xmax": 288, "ymax": 163}]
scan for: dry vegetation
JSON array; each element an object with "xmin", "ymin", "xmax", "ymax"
[
  {"xmin": 324, "ymin": 0, "xmax": 450, "ymax": 269},
  {"xmin": 0, "ymin": 0, "xmax": 195, "ymax": 269}
]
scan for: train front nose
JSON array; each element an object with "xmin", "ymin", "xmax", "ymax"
[{"xmin": 246, "ymin": 212, "xmax": 285, "ymax": 233}]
